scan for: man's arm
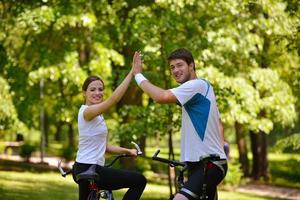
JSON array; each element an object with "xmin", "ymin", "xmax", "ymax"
[
  {"xmin": 133, "ymin": 51, "xmax": 178, "ymax": 104},
  {"xmin": 139, "ymin": 80, "xmax": 177, "ymax": 104}
]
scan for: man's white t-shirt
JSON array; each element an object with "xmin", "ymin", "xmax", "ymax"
[
  {"xmin": 76, "ymin": 105, "xmax": 108, "ymax": 166},
  {"xmin": 170, "ymin": 79, "xmax": 226, "ymax": 162}
]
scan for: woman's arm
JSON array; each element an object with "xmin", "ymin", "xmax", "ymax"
[
  {"xmin": 83, "ymin": 70, "xmax": 133, "ymax": 121},
  {"xmin": 106, "ymin": 144, "xmax": 137, "ymax": 156}
]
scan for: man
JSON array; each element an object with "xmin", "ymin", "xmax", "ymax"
[{"xmin": 132, "ymin": 48, "xmax": 227, "ymax": 200}]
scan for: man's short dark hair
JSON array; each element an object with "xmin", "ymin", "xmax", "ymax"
[{"xmin": 167, "ymin": 48, "xmax": 195, "ymax": 70}]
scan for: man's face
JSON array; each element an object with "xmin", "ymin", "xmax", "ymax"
[
  {"xmin": 83, "ymin": 80, "xmax": 104, "ymax": 105},
  {"xmin": 169, "ymin": 59, "xmax": 194, "ymax": 84}
]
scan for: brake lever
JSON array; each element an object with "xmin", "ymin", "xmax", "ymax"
[
  {"xmin": 131, "ymin": 141, "xmax": 143, "ymax": 155},
  {"xmin": 57, "ymin": 160, "xmax": 67, "ymax": 177}
]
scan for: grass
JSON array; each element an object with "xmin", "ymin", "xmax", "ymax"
[
  {"xmin": 268, "ymin": 153, "xmax": 300, "ymax": 188},
  {"xmin": 44, "ymin": 141, "xmax": 300, "ymax": 189},
  {"xmin": 0, "ymin": 170, "xmax": 283, "ymax": 200},
  {"xmin": 0, "ymin": 145, "xmax": 298, "ymax": 199},
  {"xmin": 226, "ymin": 145, "xmax": 300, "ymax": 188},
  {"xmin": 0, "ymin": 171, "xmax": 77, "ymax": 200}
]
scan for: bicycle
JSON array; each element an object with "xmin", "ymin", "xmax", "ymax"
[
  {"xmin": 58, "ymin": 141, "xmax": 143, "ymax": 200},
  {"xmin": 152, "ymin": 149, "xmax": 226, "ymax": 200}
]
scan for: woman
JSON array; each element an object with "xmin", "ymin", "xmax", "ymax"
[{"xmin": 72, "ymin": 67, "xmax": 146, "ymax": 200}]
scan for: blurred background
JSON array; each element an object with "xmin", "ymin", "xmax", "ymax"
[{"xmin": 0, "ymin": 0, "xmax": 299, "ymax": 199}]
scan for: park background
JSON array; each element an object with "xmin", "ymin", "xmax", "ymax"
[{"xmin": 0, "ymin": 0, "xmax": 299, "ymax": 199}]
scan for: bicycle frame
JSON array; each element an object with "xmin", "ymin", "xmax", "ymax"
[
  {"xmin": 152, "ymin": 150, "xmax": 187, "ymax": 199},
  {"xmin": 152, "ymin": 150, "xmax": 222, "ymax": 200}
]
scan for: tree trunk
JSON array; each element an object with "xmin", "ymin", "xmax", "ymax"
[
  {"xmin": 261, "ymin": 131, "xmax": 269, "ymax": 181},
  {"xmin": 40, "ymin": 78, "xmax": 45, "ymax": 163},
  {"xmin": 252, "ymin": 33, "xmax": 270, "ymax": 181},
  {"xmin": 235, "ymin": 122, "xmax": 249, "ymax": 176},
  {"xmin": 78, "ymin": 40, "xmax": 91, "ymax": 68},
  {"xmin": 68, "ymin": 123, "xmax": 74, "ymax": 148},
  {"xmin": 55, "ymin": 121, "xmax": 62, "ymax": 141},
  {"xmin": 250, "ymin": 131, "xmax": 260, "ymax": 180},
  {"xmin": 44, "ymin": 110, "xmax": 49, "ymax": 147},
  {"xmin": 250, "ymin": 130, "xmax": 269, "ymax": 181}
]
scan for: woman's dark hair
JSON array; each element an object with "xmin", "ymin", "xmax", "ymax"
[
  {"xmin": 82, "ymin": 75, "xmax": 104, "ymax": 91},
  {"xmin": 167, "ymin": 48, "xmax": 195, "ymax": 70}
]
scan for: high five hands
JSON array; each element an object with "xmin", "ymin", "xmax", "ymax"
[{"xmin": 132, "ymin": 51, "xmax": 143, "ymax": 75}]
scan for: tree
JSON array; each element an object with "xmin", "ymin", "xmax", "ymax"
[
  {"xmin": 0, "ymin": 0, "xmax": 298, "ymax": 184},
  {"xmin": 0, "ymin": 1, "xmax": 127, "ymax": 158},
  {"xmin": 248, "ymin": 68, "xmax": 296, "ymax": 180},
  {"xmin": 0, "ymin": 77, "xmax": 26, "ymax": 135}
]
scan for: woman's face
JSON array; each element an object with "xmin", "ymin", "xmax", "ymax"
[{"xmin": 83, "ymin": 80, "xmax": 104, "ymax": 105}]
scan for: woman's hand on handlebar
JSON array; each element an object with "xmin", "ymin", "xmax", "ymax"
[
  {"xmin": 106, "ymin": 142, "xmax": 142, "ymax": 156},
  {"xmin": 127, "ymin": 148, "xmax": 138, "ymax": 157}
]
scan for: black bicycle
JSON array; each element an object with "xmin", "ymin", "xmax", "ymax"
[
  {"xmin": 152, "ymin": 150, "xmax": 224, "ymax": 200},
  {"xmin": 58, "ymin": 142, "xmax": 142, "ymax": 200}
]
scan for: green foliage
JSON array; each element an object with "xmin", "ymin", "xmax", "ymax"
[
  {"xmin": 0, "ymin": 77, "xmax": 27, "ymax": 133},
  {"xmin": 61, "ymin": 146, "xmax": 76, "ymax": 161},
  {"xmin": 112, "ymin": 104, "xmax": 181, "ymax": 143},
  {"xmin": 199, "ymin": 67, "xmax": 260, "ymax": 127},
  {"xmin": 127, "ymin": 0, "xmax": 299, "ymax": 140},
  {"xmin": 0, "ymin": 77, "xmax": 18, "ymax": 130},
  {"xmin": 199, "ymin": 66, "xmax": 297, "ymax": 134},
  {"xmin": 0, "ymin": 0, "xmax": 124, "ymax": 135},
  {"xmin": 248, "ymin": 68, "xmax": 297, "ymax": 132},
  {"xmin": 0, "ymin": 142, "xmax": 5, "ymax": 154},
  {"xmin": 274, "ymin": 133, "xmax": 300, "ymax": 152},
  {"xmin": 268, "ymin": 152, "xmax": 300, "ymax": 188},
  {"xmin": 19, "ymin": 143, "xmax": 36, "ymax": 162},
  {"xmin": 135, "ymin": 157, "xmax": 152, "ymax": 173},
  {"xmin": 0, "ymin": 0, "xmax": 299, "ymax": 171},
  {"xmin": 28, "ymin": 52, "xmax": 87, "ymax": 124},
  {"xmin": 223, "ymin": 161, "xmax": 244, "ymax": 188}
]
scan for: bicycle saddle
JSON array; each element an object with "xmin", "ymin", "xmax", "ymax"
[{"xmin": 76, "ymin": 164, "xmax": 99, "ymax": 182}]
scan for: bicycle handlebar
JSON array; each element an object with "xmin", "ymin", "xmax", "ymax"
[
  {"xmin": 131, "ymin": 141, "xmax": 143, "ymax": 155},
  {"xmin": 106, "ymin": 142, "xmax": 143, "ymax": 167},
  {"xmin": 152, "ymin": 149, "xmax": 186, "ymax": 167},
  {"xmin": 58, "ymin": 160, "xmax": 72, "ymax": 177},
  {"xmin": 57, "ymin": 141, "xmax": 143, "ymax": 177},
  {"xmin": 104, "ymin": 154, "xmax": 129, "ymax": 167}
]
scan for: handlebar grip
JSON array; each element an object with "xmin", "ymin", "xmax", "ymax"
[
  {"xmin": 131, "ymin": 141, "xmax": 143, "ymax": 155},
  {"xmin": 152, "ymin": 149, "xmax": 160, "ymax": 158},
  {"xmin": 57, "ymin": 160, "xmax": 72, "ymax": 177},
  {"xmin": 151, "ymin": 149, "xmax": 186, "ymax": 167}
]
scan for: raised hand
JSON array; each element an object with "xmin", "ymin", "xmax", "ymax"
[{"xmin": 132, "ymin": 51, "xmax": 143, "ymax": 75}]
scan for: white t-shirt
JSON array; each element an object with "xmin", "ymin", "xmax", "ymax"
[
  {"xmin": 75, "ymin": 105, "xmax": 108, "ymax": 166},
  {"xmin": 170, "ymin": 79, "xmax": 226, "ymax": 162}
]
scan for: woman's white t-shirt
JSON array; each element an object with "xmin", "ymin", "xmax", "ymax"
[{"xmin": 75, "ymin": 105, "xmax": 108, "ymax": 166}]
